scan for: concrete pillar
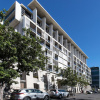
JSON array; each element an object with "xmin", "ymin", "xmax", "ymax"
[
  {"xmin": 22, "ymin": 16, "xmax": 30, "ymax": 36},
  {"xmin": 49, "ymin": 24, "xmax": 53, "ymax": 36},
  {"xmin": 15, "ymin": 1, "xmax": 21, "ymax": 21},
  {"xmin": 60, "ymin": 35, "xmax": 63, "ymax": 45},
  {"xmin": 69, "ymin": 43, "xmax": 71, "ymax": 51},
  {"xmin": 76, "ymin": 49, "xmax": 77, "ymax": 57},
  {"xmin": 74, "ymin": 48, "xmax": 76, "ymax": 55},
  {"xmin": 85, "ymin": 57, "xmax": 86, "ymax": 64},
  {"xmin": 55, "ymin": 30, "xmax": 58, "ymax": 41},
  {"xmin": 78, "ymin": 51, "xmax": 79, "ymax": 59},
  {"xmin": 82, "ymin": 55, "xmax": 83, "ymax": 62},
  {"xmin": 79, "ymin": 52, "xmax": 81, "ymax": 60},
  {"xmin": 64, "ymin": 39, "xmax": 68, "ymax": 48},
  {"xmin": 83, "ymin": 56, "xmax": 85, "ymax": 63},
  {"xmin": 71, "ymin": 45, "xmax": 74, "ymax": 70},
  {"xmin": 33, "ymin": 8, "xmax": 37, "ymax": 23},
  {"xmin": 42, "ymin": 17, "xmax": 46, "ymax": 31}
]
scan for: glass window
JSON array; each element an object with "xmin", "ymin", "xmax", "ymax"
[
  {"xmin": 35, "ymin": 89, "xmax": 43, "ymax": 93},
  {"xmin": 26, "ymin": 89, "xmax": 33, "ymax": 93}
]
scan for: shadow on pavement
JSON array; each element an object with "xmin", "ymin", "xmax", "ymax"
[{"xmin": 64, "ymin": 98, "xmax": 91, "ymax": 100}]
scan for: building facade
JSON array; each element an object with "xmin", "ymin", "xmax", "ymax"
[
  {"xmin": 91, "ymin": 67, "xmax": 100, "ymax": 89},
  {"xmin": 5, "ymin": 0, "xmax": 91, "ymax": 93}
]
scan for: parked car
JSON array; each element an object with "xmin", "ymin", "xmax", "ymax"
[
  {"xmin": 48, "ymin": 89, "xmax": 69, "ymax": 99},
  {"xmin": 86, "ymin": 90, "xmax": 93, "ymax": 94},
  {"xmin": 10, "ymin": 89, "xmax": 49, "ymax": 100}
]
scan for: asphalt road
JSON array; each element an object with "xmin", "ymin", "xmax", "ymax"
[{"xmin": 50, "ymin": 93, "xmax": 100, "ymax": 100}]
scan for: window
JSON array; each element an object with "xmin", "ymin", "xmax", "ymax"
[
  {"xmin": 26, "ymin": 89, "xmax": 33, "ymax": 93},
  {"xmin": 35, "ymin": 89, "xmax": 43, "ymax": 93}
]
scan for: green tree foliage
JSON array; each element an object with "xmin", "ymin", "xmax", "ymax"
[
  {"xmin": 58, "ymin": 67, "xmax": 78, "ymax": 87},
  {"xmin": 0, "ymin": 10, "xmax": 47, "ymax": 100},
  {"xmin": 78, "ymin": 76, "xmax": 89, "ymax": 89},
  {"xmin": 0, "ymin": 9, "xmax": 6, "ymax": 21}
]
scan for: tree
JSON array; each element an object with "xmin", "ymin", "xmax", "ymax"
[
  {"xmin": 78, "ymin": 76, "xmax": 89, "ymax": 92},
  {"xmin": 57, "ymin": 67, "xmax": 78, "ymax": 90},
  {"xmin": 0, "ymin": 10, "xmax": 47, "ymax": 100}
]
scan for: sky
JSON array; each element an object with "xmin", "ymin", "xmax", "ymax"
[{"xmin": 0, "ymin": 0, "xmax": 100, "ymax": 67}]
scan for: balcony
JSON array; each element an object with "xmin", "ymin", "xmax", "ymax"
[
  {"xmin": 37, "ymin": 28, "xmax": 41, "ymax": 38},
  {"xmin": 37, "ymin": 21, "xmax": 42, "ymax": 28},
  {"xmin": 21, "ymin": 7, "xmax": 32, "ymax": 20},
  {"xmin": 47, "ymin": 65, "xmax": 52, "ymax": 72},
  {"xmin": 46, "ymin": 45, "xmax": 50, "ymax": 50},
  {"xmin": 40, "ymin": 42, "xmax": 44, "ymax": 46},
  {"xmin": 37, "ymin": 32, "xmax": 41, "ymax": 36},
  {"xmin": 55, "ymin": 55, "xmax": 58, "ymax": 60},
  {"xmin": 48, "ymin": 59, "xmax": 52, "ymax": 64},
  {"xmin": 53, "ymin": 47, "xmax": 59, "ymax": 54},
  {"xmin": 5, "ymin": 8, "xmax": 15, "ymax": 20},
  {"xmin": 9, "ymin": 16, "xmax": 15, "ymax": 23},
  {"xmin": 9, "ymin": 16, "xmax": 19, "ymax": 27},
  {"xmin": 30, "ymin": 27, "xmax": 36, "ymax": 33},
  {"xmin": 41, "ymin": 32, "xmax": 44, "ymax": 39}
]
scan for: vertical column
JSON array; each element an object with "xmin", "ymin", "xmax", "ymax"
[
  {"xmin": 22, "ymin": 16, "xmax": 26, "ymax": 36},
  {"xmin": 49, "ymin": 24, "xmax": 53, "ymax": 36},
  {"xmin": 83, "ymin": 56, "xmax": 85, "ymax": 63},
  {"xmin": 33, "ymin": 8, "xmax": 37, "ymax": 24},
  {"xmin": 79, "ymin": 52, "xmax": 81, "ymax": 60},
  {"xmin": 85, "ymin": 57, "xmax": 86, "ymax": 64},
  {"xmin": 69, "ymin": 43, "xmax": 71, "ymax": 51},
  {"xmin": 15, "ymin": 1, "xmax": 21, "ymax": 21},
  {"xmin": 47, "ymin": 73, "xmax": 50, "ymax": 90},
  {"xmin": 75, "ymin": 49, "xmax": 77, "ymax": 56},
  {"xmin": 74, "ymin": 48, "xmax": 76, "ymax": 56},
  {"xmin": 82, "ymin": 55, "xmax": 83, "ymax": 62},
  {"xmin": 55, "ymin": 30, "xmax": 58, "ymax": 41},
  {"xmin": 77, "ymin": 51, "xmax": 79, "ymax": 59},
  {"xmin": 76, "ymin": 50, "xmax": 78, "ymax": 57},
  {"xmin": 42, "ymin": 17, "xmax": 46, "ymax": 31},
  {"xmin": 64, "ymin": 39, "xmax": 68, "ymax": 48},
  {"xmin": 60, "ymin": 35, "xmax": 63, "ymax": 45},
  {"xmin": 49, "ymin": 24, "xmax": 53, "ymax": 68},
  {"xmin": 71, "ymin": 45, "xmax": 74, "ymax": 70}
]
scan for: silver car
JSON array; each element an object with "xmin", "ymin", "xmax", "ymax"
[
  {"xmin": 48, "ymin": 89, "xmax": 69, "ymax": 99},
  {"xmin": 10, "ymin": 89, "xmax": 49, "ymax": 100}
]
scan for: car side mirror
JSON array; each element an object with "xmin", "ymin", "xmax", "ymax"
[{"xmin": 41, "ymin": 91, "xmax": 43, "ymax": 93}]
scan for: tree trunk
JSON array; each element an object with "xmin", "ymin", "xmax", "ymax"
[{"xmin": 0, "ymin": 84, "xmax": 5, "ymax": 100}]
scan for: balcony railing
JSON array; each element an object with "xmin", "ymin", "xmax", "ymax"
[
  {"xmin": 30, "ymin": 28, "xmax": 36, "ymax": 33},
  {"xmin": 37, "ymin": 32, "xmax": 41, "ymax": 36}
]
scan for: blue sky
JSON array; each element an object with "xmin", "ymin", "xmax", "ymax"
[{"xmin": 0, "ymin": 0, "xmax": 100, "ymax": 67}]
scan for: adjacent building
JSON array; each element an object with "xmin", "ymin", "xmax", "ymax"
[
  {"xmin": 91, "ymin": 67, "xmax": 100, "ymax": 89},
  {"xmin": 5, "ymin": 0, "xmax": 91, "ymax": 93}
]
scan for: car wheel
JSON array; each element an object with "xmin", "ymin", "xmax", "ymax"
[
  {"xmin": 44, "ymin": 95, "xmax": 49, "ymax": 100},
  {"xmin": 59, "ymin": 94, "xmax": 62, "ymax": 99},
  {"xmin": 23, "ymin": 97, "xmax": 31, "ymax": 100}
]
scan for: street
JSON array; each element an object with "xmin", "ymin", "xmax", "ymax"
[{"xmin": 50, "ymin": 93, "xmax": 100, "ymax": 100}]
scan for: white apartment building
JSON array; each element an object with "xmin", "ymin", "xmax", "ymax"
[{"xmin": 5, "ymin": 0, "xmax": 91, "ymax": 93}]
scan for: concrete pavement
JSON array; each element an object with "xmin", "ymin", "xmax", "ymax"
[{"xmin": 50, "ymin": 93, "xmax": 100, "ymax": 100}]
